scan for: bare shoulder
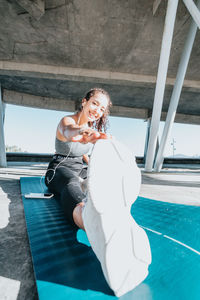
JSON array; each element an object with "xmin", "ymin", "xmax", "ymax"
[
  {"xmin": 57, "ymin": 114, "xmax": 78, "ymax": 141},
  {"xmin": 60, "ymin": 114, "xmax": 76, "ymax": 126}
]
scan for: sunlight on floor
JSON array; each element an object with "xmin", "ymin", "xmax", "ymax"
[{"xmin": 0, "ymin": 276, "xmax": 20, "ymax": 300}]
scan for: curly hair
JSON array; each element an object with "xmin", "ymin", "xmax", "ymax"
[{"xmin": 77, "ymin": 88, "xmax": 112, "ymax": 133}]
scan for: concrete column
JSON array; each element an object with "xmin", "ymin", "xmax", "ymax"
[
  {"xmin": 0, "ymin": 85, "xmax": 7, "ymax": 167},
  {"xmin": 144, "ymin": 118, "xmax": 160, "ymax": 166},
  {"xmin": 154, "ymin": 0, "xmax": 200, "ymax": 172},
  {"xmin": 2, "ymin": 101, "xmax": 6, "ymax": 123},
  {"xmin": 183, "ymin": 0, "xmax": 200, "ymax": 29},
  {"xmin": 143, "ymin": 118, "xmax": 151, "ymax": 164},
  {"xmin": 145, "ymin": 0, "xmax": 179, "ymax": 172}
]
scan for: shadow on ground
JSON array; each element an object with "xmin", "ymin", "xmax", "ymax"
[{"xmin": 0, "ymin": 178, "xmax": 38, "ymax": 300}]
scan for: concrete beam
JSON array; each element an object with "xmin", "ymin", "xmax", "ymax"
[
  {"xmin": 1, "ymin": 61, "xmax": 200, "ymax": 90},
  {"xmin": 3, "ymin": 90, "xmax": 75, "ymax": 112},
  {"xmin": 3, "ymin": 89, "xmax": 148, "ymax": 119},
  {"xmin": 0, "ymin": 61, "xmax": 158, "ymax": 86},
  {"xmin": 3, "ymin": 89, "xmax": 200, "ymax": 124},
  {"xmin": 161, "ymin": 111, "xmax": 200, "ymax": 125},
  {"xmin": 16, "ymin": 0, "xmax": 45, "ymax": 21},
  {"xmin": 110, "ymin": 105, "xmax": 148, "ymax": 119}
]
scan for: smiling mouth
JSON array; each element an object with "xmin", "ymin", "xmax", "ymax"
[{"xmin": 89, "ymin": 112, "xmax": 98, "ymax": 119}]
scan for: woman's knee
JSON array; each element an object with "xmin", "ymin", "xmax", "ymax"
[{"xmin": 73, "ymin": 203, "xmax": 85, "ymax": 230}]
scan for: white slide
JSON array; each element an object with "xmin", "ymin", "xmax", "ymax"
[{"xmin": 82, "ymin": 139, "xmax": 152, "ymax": 297}]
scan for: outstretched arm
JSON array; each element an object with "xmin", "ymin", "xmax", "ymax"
[
  {"xmin": 72, "ymin": 130, "xmax": 110, "ymax": 144},
  {"xmin": 57, "ymin": 116, "xmax": 111, "ymax": 144},
  {"xmin": 57, "ymin": 117, "xmax": 81, "ymax": 141}
]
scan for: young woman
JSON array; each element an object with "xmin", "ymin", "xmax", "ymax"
[
  {"xmin": 45, "ymin": 89, "xmax": 152, "ymax": 296},
  {"xmin": 45, "ymin": 88, "xmax": 112, "ymax": 229}
]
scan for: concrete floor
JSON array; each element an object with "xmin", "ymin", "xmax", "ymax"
[{"xmin": 0, "ymin": 163, "xmax": 199, "ymax": 300}]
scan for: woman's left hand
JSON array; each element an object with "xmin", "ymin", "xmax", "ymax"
[{"xmin": 72, "ymin": 130, "xmax": 111, "ymax": 144}]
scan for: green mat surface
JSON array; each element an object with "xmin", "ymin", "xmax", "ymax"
[{"xmin": 20, "ymin": 176, "xmax": 200, "ymax": 300}]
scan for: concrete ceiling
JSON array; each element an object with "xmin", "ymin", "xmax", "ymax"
[{"xmin": 0, "ymin": 0, "xmax": 200, "ymax": 123}]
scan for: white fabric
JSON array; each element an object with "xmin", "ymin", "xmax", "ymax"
[
  {"xmin": 82, "ymin": 139, "xmax": 152, "ymax": 297},
  {"xmin": 79, "ymin": 177, "xmax": 88, "ymax": 194}
]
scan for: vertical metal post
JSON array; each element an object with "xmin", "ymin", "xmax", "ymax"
[
  {"xmin": 144, "ymin": 117, "xmax": 160, "ymax": 166},
  {"xmin": 182, "ymin": 0, "xmax": 200, "ymax": 29},
  {"xmin": 2, "ymin": 101, "xmax": 6, "ymax": 123},
  {"xmin": 0, "ymin": 85, "xmax": 7, "ymax": 167},
  {"xmin": 143, "ymin": 118, "xmax": 151, "ymax": 164},
  {"xmin": 145, "ymin": 0, "xmax": 179, "ymax": 172},
  {"xmin": 154, "ymin": 0, "xmax": 200, "ymax": 172}
]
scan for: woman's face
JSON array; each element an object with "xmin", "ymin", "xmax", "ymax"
[{"xmin": 82, "ymin": 92, "xmax": 109, "ymax": 122}]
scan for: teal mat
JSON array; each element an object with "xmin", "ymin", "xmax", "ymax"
[{"xmin": 20, "ymin": 177, "xmax": 200, "ymax": 300}]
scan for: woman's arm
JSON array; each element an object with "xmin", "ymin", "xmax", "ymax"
[
  {"xmin": 83, "ymin": 154, "xmax": 89, "ymax": 164},
  {"xmin": 57, "ymin": 117, "xmax": 81, "ymax": 141},
  {"xmin": 72, "ymin": 132, "xmax": 110, "ymax": 144},
  {"xmin": 57, "ymin": 116, "xmax": 110, "ymax": 144}
]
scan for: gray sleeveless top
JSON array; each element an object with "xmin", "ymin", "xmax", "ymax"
[{"xmin": 55, "ymin": 137, "xmax": 92, "ymax": 157}]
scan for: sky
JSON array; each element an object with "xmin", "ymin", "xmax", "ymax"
[{"xmin": 4, "ymin": 104, "xmax": 200, "ymax": 157}]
